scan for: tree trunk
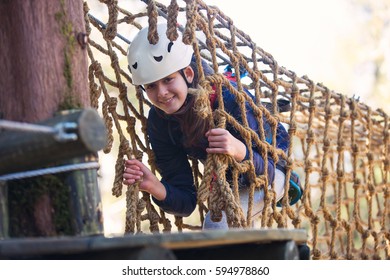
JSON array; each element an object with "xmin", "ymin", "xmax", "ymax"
[
  {"xmin": 0, "ymin": 0, "xmax": 89, "ymax": 121},
  {"xmin": 0, "ymin": 0, "xmax": 104, "ymax": 238}
]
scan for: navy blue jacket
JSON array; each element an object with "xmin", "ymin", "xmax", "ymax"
[{"xmin": 147, "ymin": 83, "xmax": 289, "ymax": 217}]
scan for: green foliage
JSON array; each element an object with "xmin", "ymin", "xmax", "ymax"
[
  {"xmin": 55, "ymin": 0, "xmax": 81, "ymax": 111},
  {"xmin": 7, "ymin": 174, "xmax": 74, "ymax": 237}
]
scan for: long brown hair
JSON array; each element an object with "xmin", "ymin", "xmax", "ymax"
[{"xmin": 173, "ymin": 56, "xmax": 214, "ymax": 148}]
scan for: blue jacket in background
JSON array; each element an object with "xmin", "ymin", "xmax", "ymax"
[{"xmin": 147, "ymin": 82, "xmax": 289, "ymax": 217}]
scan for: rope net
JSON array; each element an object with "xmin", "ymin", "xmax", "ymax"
[{"xmin": 85, "ymin": 0, "xmax": 389, "ymax": 259}]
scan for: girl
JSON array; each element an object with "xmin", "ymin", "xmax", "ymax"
[{"xmin": 124, "ymin": 23, "xmax": 300, "ymax": 228}]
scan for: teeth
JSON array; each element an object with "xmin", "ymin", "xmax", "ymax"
[{"xmin": 162, "ymin": 97, "xmax": 173, "ymax": 103}]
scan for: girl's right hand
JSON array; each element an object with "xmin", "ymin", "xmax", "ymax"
[{"xmin": 123, "ymin": 159, "xmax": 143, "ymax": 185}]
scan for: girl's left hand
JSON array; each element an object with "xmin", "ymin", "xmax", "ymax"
[
  {"xmin": 123, "ymin": 159, "xmax": 167, "ymax": 200},
  {"xmin": 205, "ymin": 128, "xmax": 247, "ymax": 161}
]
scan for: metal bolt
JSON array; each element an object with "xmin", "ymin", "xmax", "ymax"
[{"xmin": 77, "ymin": 33, "xmax": 88, "ymax": 49}]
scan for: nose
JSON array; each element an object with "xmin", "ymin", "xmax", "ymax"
[{"xmin": 156, "ymin": 83, "xmax": 168, "ymax": 99}]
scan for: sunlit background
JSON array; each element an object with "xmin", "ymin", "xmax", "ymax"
[
  {"xmin": 88, "ymin": 0, "xmax": 390, "ymax": 236},
  {"xmin": 206, "ymin": 0, "xmax": 390, "ymax": 111}
]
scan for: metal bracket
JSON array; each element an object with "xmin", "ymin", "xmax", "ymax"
[{"xmin": 53, "ymin": 122, "xmax": 78, "ymax": 142}]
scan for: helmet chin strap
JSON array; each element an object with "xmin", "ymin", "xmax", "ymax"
[
  {"xmin": 179, "ymin": 68, "xmax": 193, "ymax": 88},
  {"xmin": 170, "ymin": 68, "xmax": 194, "ymax": 116}
]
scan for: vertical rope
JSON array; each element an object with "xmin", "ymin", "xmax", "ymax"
[
  {"xmin": 166, "ymin": 0, "xmax": 179, "ymax": 41},
  {"xmin": 183, "ymin": 0, "xmax": 197, "ymax": 45},
  {"xmin": 319, "ymin": 86, "xmax": 338, "ymax": 259},
  {"xmin": 381, "ymin": 111, "xmax": 390, "ymax": 259},
  {"xmin": 335, "ymin": 95, "xmax": 349, "ymax": 258},
  {"xmin": 102, "ymin": 0, "xmax": 118, "ymax": 40},
  {"xmin": 302, "ymin": 77, "xmax": 321, "ymax": 259},
  {"xmin": 147, "ymin": 0, "xmax": 159, "ymax": 44}
]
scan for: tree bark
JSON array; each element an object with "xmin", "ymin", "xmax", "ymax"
[
  {"xmin": 0, "ymin": 0, "xmax": 104, "ymax": 238},
  {"xmin": 0, "ymin": 0, "xmax": 89, "ymax": 121}
]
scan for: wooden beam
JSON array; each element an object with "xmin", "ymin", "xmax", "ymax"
[
  {"xmin": 0, "ymin": 181, "xmax": 7, "ymax": 239},
  {"xmin": 0, "ymin": 229, "xmax": 308, "ymax": 259},
  {"xmin": 0, "ymin": 108, "xmax": 107, "ymax": 176}
]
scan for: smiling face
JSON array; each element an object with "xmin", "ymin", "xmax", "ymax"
[{"xmin": 144, "ymin": 67, "xmax": 194, "ymax": 115}]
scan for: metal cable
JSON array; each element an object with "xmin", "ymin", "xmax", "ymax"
[{"xmin": 0, "ymin": 162, "xmax": 100, "ymax": 182}]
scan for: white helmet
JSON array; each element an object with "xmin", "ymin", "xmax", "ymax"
[{"xmin": 127, "ymin": 23, "xmax": 194, "ymax": 86}]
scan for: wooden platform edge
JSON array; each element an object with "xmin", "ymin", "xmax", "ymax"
[{"xmin": 0, "ymin": 229, "xmax": 307, "ymax": 257}]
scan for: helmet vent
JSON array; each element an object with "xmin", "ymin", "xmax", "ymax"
[
  {"xmin": 167, "ymin": 41, "xmax": 174, "ymax": 52},
  {"xmin": 132, "ymin": 62, "xmax": 138, "ymax": 69},
  {"xmin": 154, "ymin": 56, "xmax": 163, "ymax": 62}
]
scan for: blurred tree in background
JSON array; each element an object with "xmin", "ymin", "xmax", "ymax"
[{"xmin": 349, "ymin": 0, "xmax": 390, "ymax": 111}]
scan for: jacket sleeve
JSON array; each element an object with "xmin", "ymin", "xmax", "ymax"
[
  {"xmin": 147, "ymin": 109, "xmax": 197, "ymax": 217},
  {"xmin": 222, "ymin": 87, "xmax": 276, "ymax": 183}
]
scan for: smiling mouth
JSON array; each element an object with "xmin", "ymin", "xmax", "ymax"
[{"xmin": 160, "ymin": 97, "xmax": 174, "ymax": 104}]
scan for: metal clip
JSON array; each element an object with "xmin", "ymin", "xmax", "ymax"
[
  {"xmin": 53, "ymin": 122, "xmax": 78, "ymax": 142},
  {"xmin": 352, "ymin": 94, "xmax": 360, "ymax": 102}
]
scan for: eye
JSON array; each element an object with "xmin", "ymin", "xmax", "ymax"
[
  {"xmin": 167, "ymin": 42, "xmax": 174, "ymax": 52},
  {"xmin": 163, "ymin": 77, "xmax": 173, "ymax": 83},
  {"xmin": 144, "ymin": 83, "xmax": 156, "ymax": 91},
  {"xmin": 153, "ymin": 56, "xmax": 163, "ymax": 62},
  {"xmin": 132, "ymin": 62, "xmax": 138, "ymax": 69}
]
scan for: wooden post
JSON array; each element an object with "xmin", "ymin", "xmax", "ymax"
[
  {"xmin": 4, "ymin": 153, "xmax": 104, "ymax": 237},
  {"xmin": 0, "ymin": 109, "xmax": 107, "ymax": 176},
  {"xmin": 0, "ymin": 182, "xmax": 8, "ymax": 239},
  {"xmin": 63, "ymin": 155, "xmax": 104, "ymax": 236},
  {"xmin": 0, "ymin": 1, "xmax": 105, "ymax": 238}
]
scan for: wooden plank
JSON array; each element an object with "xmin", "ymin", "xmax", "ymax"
[
  {"xmin": 174, "ymin": 240, "xmax": 302, "ymax": 260},
  {"xmin": 161, "ymin": 229, "xmax": 307, "ymax": 249},
  {"xmin": 0, "ymin": 229, "xmax": 307, "ymax": 258}
]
